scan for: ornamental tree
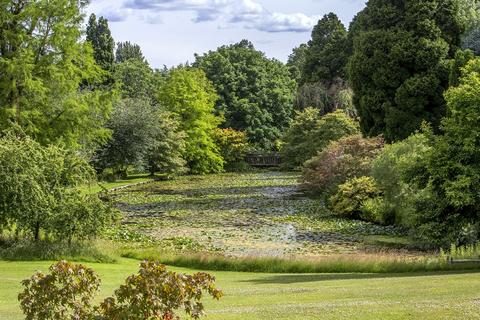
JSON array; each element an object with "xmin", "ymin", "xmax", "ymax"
[{"xmin": 158, "ymin": 67, "xmax": 223, "ymax": 174}]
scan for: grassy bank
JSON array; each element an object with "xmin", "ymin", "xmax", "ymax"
[
  {"xmin": 1, "ymin": 259, "xmax": 480, "ymax": 320},
  {"xmin": 121, "ymin": 249, "xmax": 480, "ymax": 274}
]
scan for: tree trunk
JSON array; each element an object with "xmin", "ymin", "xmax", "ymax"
[{"xmin": 34, "ymin": 221, "xmax": 40, "ymax": 241}]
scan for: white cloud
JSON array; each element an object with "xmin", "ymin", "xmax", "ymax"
[{"xmin": 108, "ymin": 0, "xmax": 318, "ymax": 33}]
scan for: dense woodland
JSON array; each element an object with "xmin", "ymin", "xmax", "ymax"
[{"xmin": 1, "ymin": 0, "xmax": 480, "ymax": 252}]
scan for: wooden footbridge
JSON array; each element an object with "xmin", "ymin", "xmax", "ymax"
[{"xmin": 245, "ymin": 153, "xmax": 281, "ymax": 167}]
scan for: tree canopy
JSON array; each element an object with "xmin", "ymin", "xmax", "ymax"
[
  {"xmin": 86, "ymin": 14, "xmax": 115, "ymax": 71},
  {"xmin": 194, "ymin": 40, "xmax": 296, "ymax": 150},
  {"xmin": 301, "ymin": 13, "xmax": 349, "ymax": 86},
  {"xmin": 115, "ymin": 41, "xmax": 145, "ymax": 63},
  {"xmin": 158, "ymin": 67, "xmax": 223, "ymax": 174},
  {"xmin": 0, "ymin": 0, "xmax": 113, "ymax": 150},
  {"xmin": 348, "ymin": 0, "xmax": 465, "ymax": 142}
]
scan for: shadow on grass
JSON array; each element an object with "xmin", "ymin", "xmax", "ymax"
[{"xmin": 241, "ymin": 269, "xmax": 480, "ymax": 284}]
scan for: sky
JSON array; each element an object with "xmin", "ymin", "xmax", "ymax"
[{"xmin": 87, "ymin": 0, "xmax": 367, "ymax": 68}]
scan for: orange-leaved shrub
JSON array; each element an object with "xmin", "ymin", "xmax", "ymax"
[{"xmin": 302, "ymin": 135, "xmax": 384, "ymax": 195}]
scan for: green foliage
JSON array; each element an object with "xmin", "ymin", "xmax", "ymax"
[
  {"xmin": 0, "ymin": 0, "xmax": 113, "ymax": 150},
  {"xmin": 194, "ymin": 40, "xmax": 296, "ymax": 149},
  {"xmin": 212, "ymin": 128, "xmax": 250, "ymax": 169},
  {"xmin": 18, "ymin": 261, "xmax": 100, "ymax": 320},
  {"xmin": 147, "ymin": 112, "xmax": 187, "ymax": 178},
  {"xmin": 371, "ymin": 133, "xmax": 433, "ymax": 225},
  {"xmin": 281, "ymin": 109, "xmax": 360, "ymax": 169},
  {"xmin": 330, "ymin": 176, "xmax": 381, "ymax": 220},
  {"xmin": 94, "ymin": 98, "xmax": 157, "ymax": 175},
  {"xmin": 158, "ymin": 67, "xmax": 223, "ymax": 174},
  {"xmin": 302, "ymin": 13, "xmax": 349, "ymax": 86},
  {"xmin": 294, "ymin": 82, "xmax": 332, "ymax": 112},
  {"xmin": 348, "ymin": 0, "xmax": 465, "ymax": 142},
  {"xmin": 0, "ymin": 132, "xmax": 116, "ymax": 240},
  {"xmin": 18, "ymin": 260, "xmax": 222, "ymax": 320},
  {"xmin": 94, "ymin": 99, "xmax": 186, "ymax": 178},
  {"xmin": 115, "ymin": 41, "xmax": 145, "ymax": 63},
  {"xmin": 413, "ymin": 58, "xmax": 480, "ymax": 246},
  {"xmin": 86, "ymin": 14, "xmax": 115, "ymax": 71},
  {"xmin": 302, "ymin": 135, "xmax": 384, "ymax": 195},
  {"xmin": 286, "ymin": 44, "xmax": 308, "ymax": 82},
  {"xmin": 114, "ymin": 59, "xmax": 157, "ymax": 100}
]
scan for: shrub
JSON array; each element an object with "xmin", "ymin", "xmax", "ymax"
[
  {"xmin": 212, "ymin": 128, "xmax": 250, "ymax": 171},
  {"xmin": 330, "ymin": 176, "xmax": 381, "ymax": 220},
  {"xmin": 18, "ymin": 260, "xmax": 100, "ymax": 320},
  {"xmin": 99, "ymin": 260, "xmax": 223, "ymax": 319},
  {"xmin": 302, "ymin": 135, "xmax": 384, "ymax": 195},
  {"xmin": 360, "ymin": 197, "xmax": 396, "ymax": 225},
  {"xmin": 371, "ymin": 132, "xmax": 433, "ymax": 225},
  {"xmin": 18, "ymin": 260, "xmax": 223, "ymax": 320},
  {"xmin": 281, "ymin": 109, "xmax": 359, "ymax": 169},
  {"xmin": 0, "ymin": 132, "xmax": 116, "ymax": 241}
]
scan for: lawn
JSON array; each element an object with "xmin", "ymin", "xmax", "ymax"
[{"xmin": 1, "ymin": 259, "xmax": 480, "ymax": 319}]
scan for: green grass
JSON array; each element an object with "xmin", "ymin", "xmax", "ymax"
[
  {"xmin": 2, "ymin": 258, "xmax": 480, "ymax": 319},
  {"xmin": 120, "ymin": 249, "xmax": 480, "ymax": 274}
]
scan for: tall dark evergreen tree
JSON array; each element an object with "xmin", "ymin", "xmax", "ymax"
[
  {"xmin": 115, "ymin": 41, "xmax": 145, "ymax": 63},
  {"xmin": 348, "ymin": 0, "xmax": 465, "ymax": 142},
  {"xmin": 86, "ymin": 14, "xmax": 115, "ymax": 71},
  {"xmin": 302, "ymin": 13, "xmax": 349, "ymax": 86}
]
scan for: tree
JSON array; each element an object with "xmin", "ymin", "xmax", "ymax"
[
  {"xmin": 93, "ymin": 99, "xmax": 158, "ymax": 177},
  {"xmin": 414, "ymin": 58, "xmax": 480, "ymax": 245},
  {"xmin": 115, "ymin": 41, "xmax": 145, "ymax": 63},
  {"xmin": 113, "ymin": 60, "xmax": 157, "ymax": 100},
  {"xmin": 147, "ymin": 112, "xmax": 187, "ymax": 178},
  {"xmin": 158, "ymin": 68, "xmax": 224, "ymax": 174},
  {"xmin": 281, "ymin": 109, "xmax": 359, "ymax": 169},
  {"xmin": 286, "ymin": 44, "xmax": 308, "ymax": 83},
  {"xmin": 0, "ymin": 131, "xmax": 115, "ymax": 240},
  {"xmin": 0, "ymin": 0, "xmax": 113, "ymax": 150},
  {"xmin": 86, "ymin": 14, "xmax": 115, "ymax": 71},
  {"xmin": 194, "ymin": 40, "xmax": 296, "ymax": 149},
  {"xmin": 348, "ymin": 0, "xmax": 465, "ymax": 142},
  {"xmin": 301, "ymin": 13, "xmax": 349, "ymax": 86}
]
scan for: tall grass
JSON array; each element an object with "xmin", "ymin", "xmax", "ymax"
[
  {"xmin": 121, "ymin": 249, "xmax": 480, "ymax": 274},
  {"xmin": 0, "ymin": 238, "xmax": 117, "ymax": 263}
]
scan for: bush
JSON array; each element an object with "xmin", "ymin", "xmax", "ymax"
[
  {"xmin": 281, "ymin": 109, "xmax": 359, "ymax": 169},
  {"xmin": 0, "ymin": 132, "xmax": 116, "ymax": 241},
  {"xmin": 302, "ymin": 135, "xmax": 384, "ymax": 195},
  {"xmin": 370, "ymin": 132, "xmax": 433, "ymax": 225},
  {"xmin": 212, "ymin": 128, "xmax": 250, "ymax": 171},
  {"xmin": 18, "ymin": 260, "xmax": 100, "ymax": 320},
  {"xmin": 360, "ymin": 197, "xmax": 396, "ymax": 225},
  {"xmin": 330, "ymin": 176, "xmax": 381, "ymax": 220},
  {"xmin": 18, "ymin": 260, "xmax": 223, "ymax": 320}
]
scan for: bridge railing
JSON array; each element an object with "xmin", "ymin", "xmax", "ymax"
[{"xmin": 245, "ymin": 153, "xmax": 281, "ymax": 167}]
